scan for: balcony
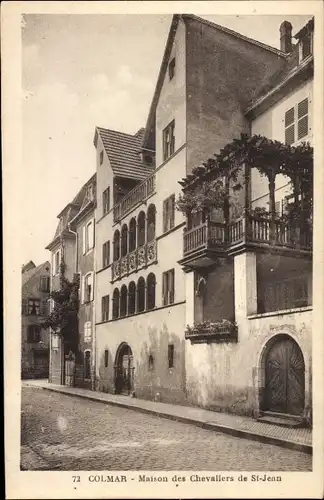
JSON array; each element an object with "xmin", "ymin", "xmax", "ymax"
[
  {"xmin": 111, "ymin": 240, "xmax": 157, "ymax": 282},
  {"xmin": 185, "ymin": 320, "xmax": 238, "ymax": 344},
  {"xmin": 113, "ymin": 174, "xmax": 155, "ymax": 222},
  {"xmin": 180, "ymin": 214, "xmax": 312, "ymax": 267}
]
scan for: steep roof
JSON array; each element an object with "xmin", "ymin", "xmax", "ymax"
[
  {"xmin": 142, "ymin": 14, "xmax": 287, "ymax": 149},
  {"xmin": 95, "ymin": 127, "xmax": 153, "ymax": 181},
  {"xmin": 22, "ymin": 261, "xmax": 50, "ymax": 287}
]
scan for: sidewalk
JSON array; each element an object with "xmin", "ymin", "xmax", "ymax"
[{"xmin": 23, "ymin": 379, "xmax": 312, "ymax": 454}]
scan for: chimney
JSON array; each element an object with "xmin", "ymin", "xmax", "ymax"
[{"xmin": 280, "ymin": 21, "xmax": 293, "ymax": 53}]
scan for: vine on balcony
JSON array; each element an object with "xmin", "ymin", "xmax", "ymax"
[{"xmin": 185, "ymin": 319, "xmax": 237, "ymax": 337}]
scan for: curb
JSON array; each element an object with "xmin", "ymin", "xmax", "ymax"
[{"xmin": 28, "ymin": 384, "xmax": 312, "ymax": 456}]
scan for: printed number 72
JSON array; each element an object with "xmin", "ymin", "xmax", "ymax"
[{"xmin": 72, "ymin": 476, "xmax": 80, "ymax": 483}]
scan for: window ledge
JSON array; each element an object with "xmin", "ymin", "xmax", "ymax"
[{"xmin": 248, "ymin": 306, "xmax": 312, "ymax": 320}]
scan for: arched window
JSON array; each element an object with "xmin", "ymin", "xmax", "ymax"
[
  {"xmin": 113, "ymin": 230, "xmax": 120, "ymax": 261},
  {"xmin": 137, "ymin": 277, "xmax": 146, "ymax": 313},
  {"xmin": 120, "ymin": 285, "xmax": 127, "ymax": 317},
  {"xmin": 146, "ymin": 273, "xmax": 156, "ymax": 310},
  {"xmin": 147, "ymin": 204, "xmax": 156, "ymax": 242},
  {"xmin": 121, "ymin": 224, "xmax": 128, "ymax": 257},
  {"xmin": 128, "ymin": 281, "xmax": 136, "ymax": 315},
  {"xmin": 137, "ymin": 211, "xmax": 146, "ymax": 247},
  {"xmin": 112, "ymin": 288, "xmax": 120, "ymax": 319},
  {"xmin": 129, "ymin": 218, "xmax": 137, "ymax": 252}
]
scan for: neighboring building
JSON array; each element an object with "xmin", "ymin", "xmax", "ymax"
[
  {"xmin": 69, "ymin": 174, "xmax": 96, "ymax": 389},
  {"xmin": 21, "ymin": 260, "xmax": 51, "ymax": 379},
  {"xmin": 46, "ymin": 177, "xmax": 96, "ymax": 387}
]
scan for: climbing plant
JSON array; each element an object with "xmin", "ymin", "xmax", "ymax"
[
  {"xmin": 42, "ymin": 258, "xmax": 79, "ymax": 350},
  {"xmin": 177, "ymin": 134, "xmax": 313, "ymax": 221}
]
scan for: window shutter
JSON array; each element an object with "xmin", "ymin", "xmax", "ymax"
[
  {"xmin": 162, "ymin": 272, "xmax": 167, "ymax": 305},
  {"xmin": 169, "ymin": 269, "xmax": 175, "ymax": 303},
  {"xmin": 170, "ymin": 195, "xmax": 175, "ymax": 229},
  {"xmin": 163, "ymin": 199, "xmax": 168, "ymax": 233},
  {"xmin": 89, "ymin": 220, "xmax": 94, "ymax": 249},
  {"xmin": 81, "ymin": 274, "xmax": 84, "ymax": 304},
  {"xmin": 82, "ymin": 226, "xmax": 86, "ymax": 254},
  {"xmin": 90, "ymin": 272, "xmax": 94, "ymax": 301}
]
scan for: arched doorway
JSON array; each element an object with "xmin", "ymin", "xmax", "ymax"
[
  {"xmin": 263, "ymin": 335, "xmax": 305, "ymax": 416},
  {"xmin": 114, "ymin": 343, "xmax": 134, "ymax": 395}
]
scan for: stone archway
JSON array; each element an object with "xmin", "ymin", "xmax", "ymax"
[
  {"xmin": 261, "ymin": 334, "xmax": 305, "ymax": 416},
  {"xmin": 114, "ymin": 343, "xmax": 134, "ymax": 396}
]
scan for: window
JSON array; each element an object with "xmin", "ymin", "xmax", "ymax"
[
  {"xmin": 103, "ymin": 187, "xmax": 110, "ymax": 215},
  {"xmin": 28, "ymin": 299, "xmax": 40, "ymax": 315},
  {"xmin": 102, "ymin": 241, "xmax": 110, "ymax": 268},
  {"xmin": 27, "ymin": 325, "xmax": 41, "ymax": 343},
  {"xmin": 148, "ymin": 354, "xmax": 154, "ymax": 370},
  {"xmin": 137, "ymin": 211, "xmax": 146, "ymax": 247},
  {"xmin": 168, "ymin": 344, "xmax": 174, "ymax": 368},
  {"xmin": 84, "ymin": 322, "xmax": 92, "ymax": 343},
  {"xmin": 40, "ymin": 276, "xmax": 50, "ymax": 292},
  {"xmin": 100, "ymin": 150, "xmax": 104, "ymax": 165},
  {"xmin": 163, "ymin": 194, "xmax": 175, "ymax": 233},
  {"xmin": 129, "ymin": 218, "xmax": 137, "ymax": 252},
  {"xmin": 147, "ymin": 204, "xmax": 156, "ymax": 243},
  {"xmin": 102, "ymin": 295, "xmax": 109, "ymax": 322},
  {"xmin": 84, "ymin": 351, "xmax": 91, "ymax": 379},
  {"xmin": 162, "ymin": 269, "xmax": 175, "ymax": 306},
  {"xmin": 263, "ymin": 275, "xmax": 309, "ymax": 313},
  {"xmin": 113, "ymin": 230, "xmax": 120, "ymax": 261},
  {"xmin": 168, "ymin": 58, "xmax": 175, "ymax": 80},
  {"xmin": 285, "ymin": 98, "xmax": 309, "ymax": 145},
  {"xmin": 112, "ymin": 288, "xmax": 120, "ymax": 319},
  {"xmin": 22, "ymin": 299, "xmax": 28, "ymax": 315},
  {"xmin": 146, "ymin": 273, "xmax": 156, "ymax": 310},
  {"xmin": 120, "ymin": 285, "xmax": 128, "ymax": 317},
  {"xmin": 83, "ymin": 219, "xmax": 94, "ymax": 254},
  {"xmin": 121, "ymin": 224, "xmax": 128, "ymax": 257},
  {"xmin": 128, "ymin": 281, "xmax": 136, "ymax": 315},
  {"xmin": 83, "ymin": 273, "xmax": 93, "ymax": 303},
  {"xmin": 104, "ymin": 349, "xmax": 109, "ymax": 368},
  {"xmin": 52, "ymin": 334, "xmax": 59, "ymax": 349},
  {"xmin": 137, "ymin": 277, "xmax": 146, "ymax": 313},
  {"xmin": 163, "ymin": 120, "xmax": 175, "ymax": 161},
  {"xmin": 300, "ymin": 33, "xmax": 312, "ymax": 61},
  {"xmin": 53, "ymin": 250, "xmax": 61, "ymax": 276}
]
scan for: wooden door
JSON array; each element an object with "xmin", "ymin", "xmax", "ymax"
[{"xmin": 265, "ymin": 337, "xmax": 305, "ymax": 415}]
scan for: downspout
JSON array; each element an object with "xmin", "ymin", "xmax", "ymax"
[{"xmin": 68, "ymin": 224, "xmax": 79, "ymax": 387}]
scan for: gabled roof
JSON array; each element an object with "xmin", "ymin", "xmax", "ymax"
[
  {"xmin": 95, "ymin": 127, "xmax": 153, "ymax": 181},
  {"xmin": 22, "ymin": 261, "xmax": 50, "ymax": 287},
  {"xmin": 142, "ymin": 14, "xmax": 288, "ymax": 149}
]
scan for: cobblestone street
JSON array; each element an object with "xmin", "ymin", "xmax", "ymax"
[{"xmin": 21, "ymin": 387, "xmax": 312, "ymax": 471}]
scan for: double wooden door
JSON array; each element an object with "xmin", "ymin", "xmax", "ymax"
[
  {"xmin": 115, "ymin": 345, "xmax": 134, "ymax": 395},
  {"xmin": 264, "ymin": 337, "xmax": 305, "ymax": 416}
]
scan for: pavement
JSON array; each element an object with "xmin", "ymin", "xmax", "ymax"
[{"xmin": 23, "ymin": 379, "xmax": 312, "ymax": 455}]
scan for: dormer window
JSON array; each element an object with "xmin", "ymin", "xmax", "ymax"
[
  {"xmin": 168, "ymin": 58, "xmax": 175, "ymax": 80},
  {"xmin": 300, "ymin": 32, "xmax": 312, "ymax": 61}
]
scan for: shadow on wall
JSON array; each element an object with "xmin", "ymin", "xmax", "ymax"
[
  {"xmin": 97, "ymin": 348, "xmax": 115, "ymax": 393},
  {"xmin": 135, "ymin": 323, "xmax": 187, "ymax": 405},
  {"xmin": 185, "ymin": 342, "xmax": 255, "ymax": 417}
]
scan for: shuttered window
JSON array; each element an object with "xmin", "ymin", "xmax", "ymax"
[
  {"xmin": 83, "ymin": 273, "xmax": 94, "ymax": 303},
  {"xmin": 101, "ymin": 295, "xmax": 110, "ymax": 322},
  {"xmin": 163, "ymin": 194, "xmax": 175, "ymax": 233},
  {"xmin": 285, "ymin": 98, "xmax": 309, "ymax": 145},
  {"xmin": 168, "ymin": 344, "xmax": 175, "ymax": 368},
  {"xmin": 163, "ymin": 120, "xmax": 175, "ymax": 161},
  {"xmin": 84, "ymin": 322, "xmax": 92, "ymax": 343},
  {"xmin": 162, "ymin": 269, "xmax": 175, "ymax": 306},
  {"xmin": 103, "ymin": 187, "xmax": 110, "ymax": 215},
  {"xmin": 102, "ymin": 241, "xmax": 110, "ymax": 268}
]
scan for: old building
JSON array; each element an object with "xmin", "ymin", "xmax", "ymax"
[
  {"xmin": 21, "ymin": 260, "xmax": 51, "ymax": 378},
  {"xmin": 93, "ymin": 15, "xmax": 313, "ymax": 425},
  {"xmin": 46, "ymin": 175, "xmax": 96, "ymax": 388}
]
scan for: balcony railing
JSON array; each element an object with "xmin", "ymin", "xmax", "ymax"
[
  {"xmin": 183, "ymin": 215, "xmax": 312, "ymax": 257},
  {"xmin": 113, "ymin": 174, "xmax": 156, "ymax": 222},
  {"xmin": 111, "ymin": 240, "xmax": 157, "ymax": 281},
  {"xmin": 185, "ymin": 321, "xmax": 238, "ymax": 344}
]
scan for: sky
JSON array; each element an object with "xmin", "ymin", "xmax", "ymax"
[{"xmin": 22, "ymin": 13, "xmax": 313, "ymax": 266}]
